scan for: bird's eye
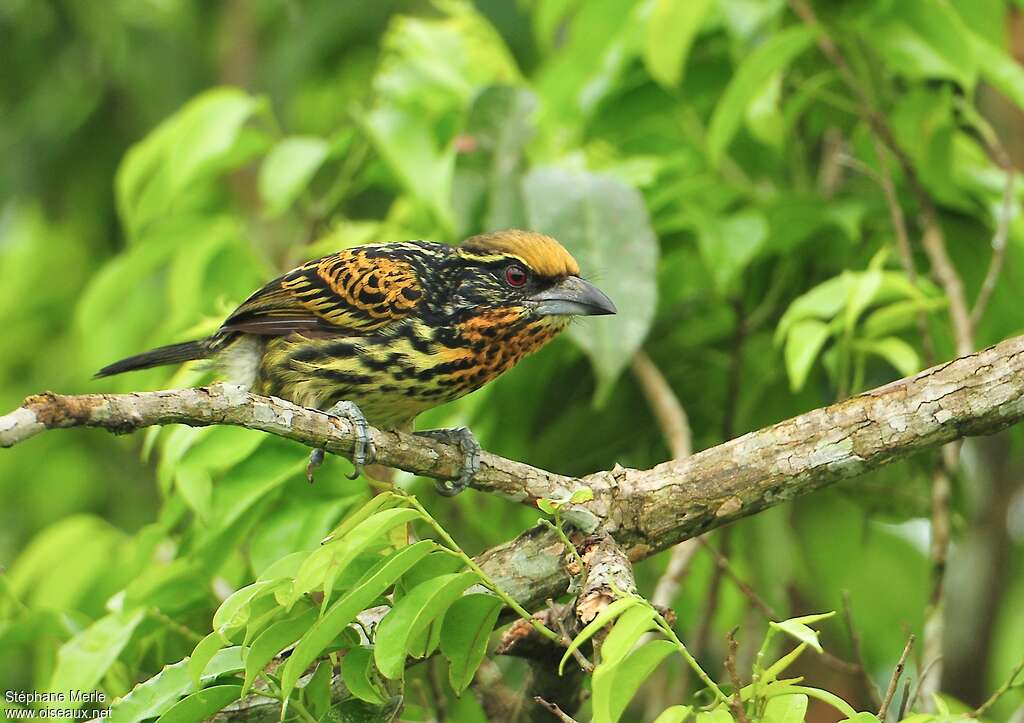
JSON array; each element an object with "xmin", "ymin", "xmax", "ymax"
[{"xmin": 504, "ymin": 263, "xmax": 528, "ymax": 287}]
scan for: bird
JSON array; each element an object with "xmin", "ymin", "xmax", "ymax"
[{"xmin": 96, "ymin": 229, "xmax": 617, "ymax": 495}]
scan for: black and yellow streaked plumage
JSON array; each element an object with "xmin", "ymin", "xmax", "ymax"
[{"xmin": 98, "ymin": 230, "xmax": 616, "ymax": 492}]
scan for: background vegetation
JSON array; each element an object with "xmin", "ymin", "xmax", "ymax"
[{"xmin": 2, "ymin": 0, "xmax": 1023, "ymax": 721}]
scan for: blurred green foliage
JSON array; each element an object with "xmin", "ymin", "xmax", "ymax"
[{"xmin": 2, "ymin": 0, "xmax": 1024, "ymax": 721}]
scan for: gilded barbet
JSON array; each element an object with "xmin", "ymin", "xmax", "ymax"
[{"xmin": 97, "ymin": 230, "xmax": 617, "ymax": 494}]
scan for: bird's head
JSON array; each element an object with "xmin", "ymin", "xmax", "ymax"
[{"xmin": 450, "ymin": 230, "xmax": 616, "ymax": 327}]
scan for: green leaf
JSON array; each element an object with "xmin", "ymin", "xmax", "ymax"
[
  {"xmin": 652, "ymin": 706, "xmax": 694, "ymax": 723},
  {"xmin": 116, "ymin": 88, "xmax": 263, "ymax": 236},
  {"xmin": 559, "ymin": 597, "xmax": 640, "ymax": 675},
  {"xmin": 537, "ymin": 498, "xmax": 560, "ymax": 515},
  {"xmin": 863, "ymin": 0, "xmax": 977, "ymax": 89},
  {"xmin": 280, "ymin": 540, "xmax": 436, "ymax": 698},
  {"xmin": 769, "ymin": 611, "xmax": 835, "ymax": 653},
  {"xmin": 642, "ymin": 0, "xmax": 712, "ymax": 87},
  {"xmin": 862, "ymin": 297, "xmax": 946, "ymax": 338},
  {"xmin": 289, "ymin": 507, "xmax": 423, "ymax": 606},
  {"xmin": 696, "ymin": 210, "xmax": 769, "ymax": 294},
  {"xmin": 154, "ymin": 685, "xmax": 241, "ymax": 723},
  {"xmin": 259, "ymin": 136, "xmax": 330, "ymax": 217},
  {"xmin": 763, "ymin": 643, "xmax": 808, "ymax": 683},
  {"xmin": 971, "ymin": 31, "xmax": 1024, "ymax": 112},
  {"xmin": 776, "ymin": 275, "xmax": 852, "ymax": 342},
  {"xmin": 857, "ymin": 337, "xmax": 921, "ymax": 378},
  {"xmin": 784, "ymin": 319, "xmax": 831, "ymax": 392},
  {"xmin": 569, "ymin": 487, "xmax": 595, "ymax": 504},
  {"xmin": 523, "ymin": 168, "xmax": 659, "ymax": 403},
  {"xmin": 764, "ymin": 694, "xmax": 808, "ymax": 723},
  {"xmin": 707, "ymin": 26, "xmax": 817, "ymax": 166},
  {"xmin": 843, "ymin": 714, "xmax": 882, "ymax": 723},
  {"xmin": 241, "ymin": 605, "xmax": 317, "ymax": 696},
  {"xmin": 305, "ymin": 661, "xmax": 333, "ymax": 719},
  {"xmin": 47, "ymin": 609, "xmax": 145, "ymax": 709},
  {"xmin": 175, "ymin": 464, "xmax": 212, "ymax": 522},
  {"xmin": 845, "ymin": 269, "xmax": 884, "ymax": 331},
  {"xmin": 212, "ymin": 580, "xmax": 278, "ymax": 638},
  {"xmin": 186, "ymin": 632, "xmax": 225, "ymax": 688},
  {"xmin": 592, "ymin": 639, "xmax": 677, "ymax": 723},
  {"xmin": 440, "ymin": 593, "xmax": 503, "ymax": 693},
  {"xmin": 695, "ymin": 708, "xmax": 733, "ymax": 723},
  {"xmin": 598, "ymin": 603, "xmax": 657, "ymax": 666},
  {"xmin": 321, "ymin": 492, "xmax": 404, "ymax": 545},
  {"xmin": 374, "ymin": 571, "xmax": 480, "ymax": 680},
  {"xmin": 109, "ymin": 648, "xmax": 244, "ymax": 723},
  {"xmin": 341, "ymin": 646, "xmax": 387, "ymax": 705}
]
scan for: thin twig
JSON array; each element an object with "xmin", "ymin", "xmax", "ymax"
[
  {"xmin": 631, "ymin": 350, "xmax": 692, "ymax": 459},
  {"xmin": 843, "ymin": 591, "xmax": 884, "ymax": 711},
  {"xmin": 698, "ymin": 537, "xmax": 776, "ymax": 619},
  {"xmin": 726, "ymin": 630, "xmax": 751, "ymax": 723},
  {"xmin": 897, "ymin": 679, "xmax": 912, "ymax": 721},
  {"xmin": 971, "ymin": 168, "xmax": 1016, "ymax": 327},
  {"xmin": 693, "ymin": 531, "xmax": 730, "ymax": 656},
  {"xmin": 548, "ymin": 598, "xmax": 594, "ymax": 674},
  {"xmin": 534, "ymin": 697, "xmax": 582, "ymax": 723},
  {"xmin": 974, "ymin": 656, "xmax": 1024, "ymax": 719},
  {"xmin": 879, "ymin": 635, "xmax": 916, "ymax": 722}
]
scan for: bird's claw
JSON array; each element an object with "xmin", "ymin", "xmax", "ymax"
[
  {"xmin": 414, "ymin": 426, "xmax": 481, "ymax": 496},
  {"xmin": 307, "ymin": 400, "xmax": 375, "ymax": 483}
]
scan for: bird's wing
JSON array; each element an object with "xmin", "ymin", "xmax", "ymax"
[{"xmin": 220, "ymin": 248, "xmax": 425, "ymax": 336}]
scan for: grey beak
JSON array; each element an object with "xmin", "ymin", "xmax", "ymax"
[{"xmin": 529, "ymin": 276, "xmax": 617, "ymax": 317}]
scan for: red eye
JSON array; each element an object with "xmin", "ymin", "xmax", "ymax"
[{"xmin": 504, "ymin": 264, "xmax": 528, "ymax": 287}]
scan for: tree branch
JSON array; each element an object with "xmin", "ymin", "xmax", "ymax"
[{"xmin": 6, "ymin": 337, "xmax": 1024, "ymax": 613}]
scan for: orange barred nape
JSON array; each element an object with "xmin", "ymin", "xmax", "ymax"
[{"xmin": 460, "ymin": 230, "xmax": 580, "ymax": 278}]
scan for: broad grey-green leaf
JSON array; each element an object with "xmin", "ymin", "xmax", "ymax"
[
  {"xmin": 154, "ymin": 685, "xmax": 241, "ymax": 723},
  {"xmin": 707, "ymin": 26, "xmax": 817, "ymax": 166},
  {"xmin": 452, "ymin": 85, "xmax": 536, "ymax": 236},
  {"xmin": 259, "ymin": 136, "xmax": 330, "ymax": 217},
  {"xmin": 374, "ymin": 571, "xmax": 480, "ymax": 679},
  {"xmin": 784, "ymin": 319, "xmax": 831, "ymax": 392},
  {"xmin": 280, "ymin": 540, "xmax": 435, "ymax": 698},
  {"xmin": 440, "ymin": 593, "xmax": 503, "ymax": 693},
  {"xmin": 592, "ymin": 639, "xmax": 677, "ymax": 723},
  {"xmin": 763, "ymin": 694, "xmax": 808, "ymax": 723},
  {"xmin": 47, "ymin": 609, "xmax": 145, "ymax": 709},
  {"xmin": 108, "ymin": 647, "xmax": 244, "ymax": 723},
  {"xmin": 642, "ymin": 0, "xmax": 712, "ymax": 88},
  {"xmin": 523, "ymin": 168, "xmax": 658, "ymax": 404},
  {"xmin": 696, "ymin": 210, "xmax": 769, "ymax": 294}
]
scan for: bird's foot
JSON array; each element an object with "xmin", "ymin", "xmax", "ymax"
[
  {"xmin": 414, "ymin": 426, "xmax": 481, "ymax": 497},
  {"xmin": 307, "ymin": 400, "xmax": 376, "ymax": 483}
]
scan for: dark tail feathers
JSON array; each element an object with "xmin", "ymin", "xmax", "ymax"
[{"xmin": 95, "ymin": 339, "xmax": 214, "ymax": 378}]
